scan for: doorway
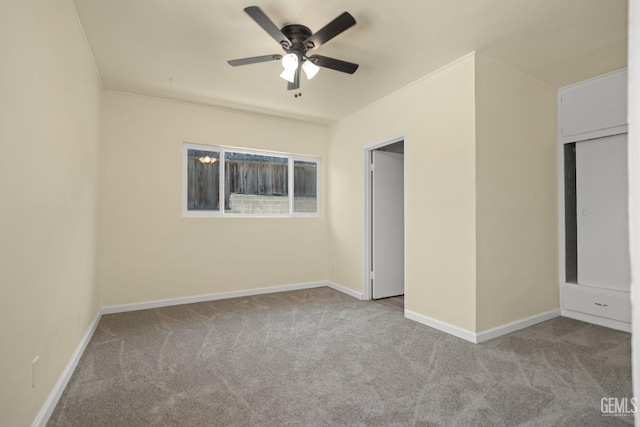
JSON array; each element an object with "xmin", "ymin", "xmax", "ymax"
[{"xmin": 363, "ymin": 136, "xmax": 405, "ymax": 308}]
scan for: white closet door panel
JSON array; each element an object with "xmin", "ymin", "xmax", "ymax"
[
  {"xmin": 372, "ymin": 151, "xmax": 404, "ymax": 299},
  {"xmin": 576, "ymin": 134, "xmax": 630, "ymax": 290}
]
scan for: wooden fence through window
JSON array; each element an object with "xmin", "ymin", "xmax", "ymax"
[{"xmin": 187, "ymin": 157, "xmax": 317, "ymax": 211}]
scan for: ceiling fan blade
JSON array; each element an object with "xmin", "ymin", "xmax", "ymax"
[
  {"xmin": 287, "ymin": 68, "xmax": 300, "ymax": 90},
  {"xmin": 227, "ymin": 54, "xmax": 282, "ymax": 67},
  {"xmin": 304, "ymin": 12, "xmax": 356, "ymax": 49},
  {"xmin": 309, "ymin": 55, "xmax": 359, "ymax": 74},
  {"xmin": 244, "ymin": 6, "xmax": 291, "ymax": 48}
]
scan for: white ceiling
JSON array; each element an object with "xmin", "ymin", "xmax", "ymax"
[{"xmin": 73, "ymin": 0, "xmax": 628, "ymax": 124}]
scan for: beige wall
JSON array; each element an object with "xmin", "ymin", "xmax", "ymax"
[
  {"xmin": 98, "ymin": 92, "xmax": 329, "ymax": 306},
  {"xmin": 328, "ymin": 55, "xmax": 478, "ymax": 331},
  {"xmin": 474, "ymin": 53, "xmax": 559, "ymax": 331},
  {"xmin": 328, "ymin": 52, "xmax": 559, "ymax": 333},
  {"xmin": 0, "ymin": 0, "xmax": 102, "ymax": 425}
]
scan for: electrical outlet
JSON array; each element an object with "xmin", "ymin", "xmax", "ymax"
[{"xmin": 32, "ymin": 356, "xmax": 39, "ymax": 388}]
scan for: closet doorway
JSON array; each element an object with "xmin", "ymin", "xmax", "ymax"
[{"xmin": 363, "ymin": 136, "xmax": 405, "ymax": 307}]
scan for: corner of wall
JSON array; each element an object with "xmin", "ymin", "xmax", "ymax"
[
  {"xmin": 474, "ymin": 53, "xmax": 559, "ymax": 332},
  {"xmin": 0, "ymin": 1, "xmax": 103, "ymax": 425},
  {"xmin": 328, "ymin": 53, "xmax": 479, "ymax": 331}
]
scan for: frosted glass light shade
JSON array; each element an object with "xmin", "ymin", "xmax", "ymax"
[
  {"xmin": 280, "ymin": 53, "xmax": 299, "ymax": 83},
  {"xmin": 280, "ymin": 68, "xmax": 296, "ymax": 83},
  {"xmin": 302, "ymin": 60, "xmax": 320, "ymax": 80},
  {"xmin": 281, "ymin": 53, "xmax": 298, "ymax": 70}
]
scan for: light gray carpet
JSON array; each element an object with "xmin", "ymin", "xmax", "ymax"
[{"xmin": 48, "ymin": 287, "xmax": 632, "ymax": 426}]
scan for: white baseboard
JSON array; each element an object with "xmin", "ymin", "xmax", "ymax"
[
  {"xmin": 476, "ymin": 309, "xmax": 561, "ymax": 343},
  {"xmin": 405, "ymin": 308, "xmax": 562, "ymax": 344},
  {"xmin": 101, "ymin": 281, "xmax": 328, "ymax": 314},
  {"xmin": 404, "ymin": 310, "xmax": 478, "ymax": 343},
  {"xmin": 31, "ymin": 311, "xmax": 102, "ymax": 427},
  {"xmin": 325, "ymin": 281, "xmax": 363, "ymax": 300},
  {"xmin": 561, "ymin": 308, "xmax": 631, "ymax": 333}
]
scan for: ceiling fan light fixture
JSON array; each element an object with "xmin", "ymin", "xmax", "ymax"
[
  {"xmin": 198, "ymin": 155, "xmax": 217, "ymax": 164},
  {"xmin": 280, "ymin": 53, "xmax": 299, "ymax": 82},
  {"xmin": 280, "ymin": 68, "xmax": 297, "ymax": 83},
  {"xmin": 281, "ymin": 53, "xmax": 298, "ymax": 71},
  {"xmin": 302, "ymin": 59, "xmax": 319, "ymax": 80}
]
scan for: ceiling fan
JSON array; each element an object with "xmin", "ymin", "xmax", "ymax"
[{"xmin": 227, "ymin": 6, "xmax": 359, "ymax": 91}]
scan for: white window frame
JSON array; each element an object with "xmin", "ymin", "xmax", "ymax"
[{"xmin": 182, "ymin": 142, "xmax": 320, "ymax": 218}]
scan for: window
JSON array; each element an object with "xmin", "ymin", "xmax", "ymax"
[
  {"xmin": 293, "ymin": 160, "xmax": 317, "ymax": 213},
  {"xmin": 186, "ymin": 148, "xmax": 220, "ymax": 211},
  {"xmin": 183, "ymin": 143, "xmax": 319, "ymax": 217},
  {"xmin": 225, "ymin": 152, "xmax": 289, "ymax": 215}
]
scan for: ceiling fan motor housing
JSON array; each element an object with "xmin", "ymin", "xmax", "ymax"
[{"xmin": 281, "ymin": 24, "xmax": 313, "ymax": 60}]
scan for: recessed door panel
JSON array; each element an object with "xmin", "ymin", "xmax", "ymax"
[
  {"xmin": 372, "ymin": 150, "xmax": 404, "ymax": 299},
  {"xmin": 576, "ymin": 133, "xmax": 630, "ymax": 291}
]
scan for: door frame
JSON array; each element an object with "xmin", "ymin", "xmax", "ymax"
[{"xmin": 362, "ymin": 133, "xmax": 407, "ymax": 301}]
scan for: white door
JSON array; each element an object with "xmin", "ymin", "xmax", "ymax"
[
  {"xmin": 372, "ymin": 150, "xmax": 404, "ymax": 299},
  {"xmin": 576, "ymin": 133, "xmax": 630, "ymax": 291}
]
